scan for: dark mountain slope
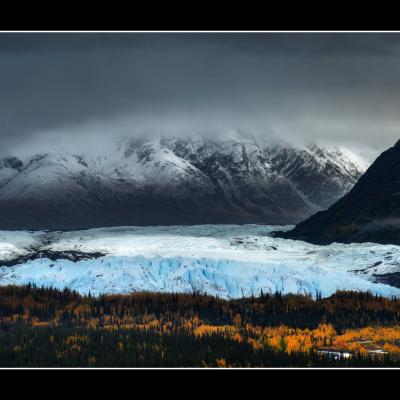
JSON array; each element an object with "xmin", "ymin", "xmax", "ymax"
[{"xmin": 281, "ymin": 140, "xmax": 400, "ymax": 245}]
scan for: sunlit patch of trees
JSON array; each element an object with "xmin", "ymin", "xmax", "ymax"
[{"xmin": 1, "ymin": 285, "xmax": 400, "ymax": 367}]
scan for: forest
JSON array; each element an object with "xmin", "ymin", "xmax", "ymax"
[{"xmin": 1, "ymin": 285, "xmax": 400, "ymax": 367}]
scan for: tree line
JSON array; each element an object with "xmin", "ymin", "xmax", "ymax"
[{"xmin": 1, "ymin": 285, "xmax": 400, "ymax": 367}]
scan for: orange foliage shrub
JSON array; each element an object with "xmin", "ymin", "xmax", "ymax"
[{"xmin": 216, "ymin": 358, "xmax": 227, "ymax": 367}]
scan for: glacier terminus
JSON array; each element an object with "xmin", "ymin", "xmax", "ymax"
[{"xmin": 1, "ymin": 224, "xmax": 400, "ymax": 299}]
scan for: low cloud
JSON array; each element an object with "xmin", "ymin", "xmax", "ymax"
[{"xmin": 1, "ymin": 32, "xmax": 400, "ymax": 158}]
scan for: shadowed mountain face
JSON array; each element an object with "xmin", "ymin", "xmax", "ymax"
[
  {"xmin": 281, "ymin": 140, "xmax": 400, "ymax": 245},
  {"xmin": 0, "ymin": 135, "xmax": 367, "ymax": 230}
]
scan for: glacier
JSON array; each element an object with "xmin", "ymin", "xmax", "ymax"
[{"xmin": 1, "ymin": 224, "xmax": 400, "ymax": 299}]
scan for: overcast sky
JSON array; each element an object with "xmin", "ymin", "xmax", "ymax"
[{"xmin": 1, "ymin": 32, "xmax": 400, "ymax": 158}]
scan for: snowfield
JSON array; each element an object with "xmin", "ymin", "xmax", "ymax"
[
  {"xmin": 1, "ymin": 225, "xmax": 400, "ymax": 298},
  {"xmin": 0, "ymin": 230, "xmax": 43, "ymax": 261}
]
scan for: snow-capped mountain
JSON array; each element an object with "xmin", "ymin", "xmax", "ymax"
[
  {"xmin": 282, "ymin": 139, "xmax": 400, "ymax": 245},
  {"xmin": 264, "ymin": 143, "xmax": 369, "ymax": 209},
  {"xmin": 0, "ymin": 134, "xmax": 369, "ymax": 230}
]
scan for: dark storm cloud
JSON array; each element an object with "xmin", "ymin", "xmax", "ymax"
[
  {"xmin": 1, "ymin": 32, "xmax": 400, "ymax": 157},
  {"xmin": 1, "ymin": 32, "xmax": 400, "ymax": 55}
]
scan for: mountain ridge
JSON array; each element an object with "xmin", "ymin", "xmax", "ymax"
[
  {"xmin": 280, "ymin": 139, "xmax": 400, "ymax": 245},
  {"xmin": 0, "ymin": 135, "xmax": 368, "ymax": 230}
]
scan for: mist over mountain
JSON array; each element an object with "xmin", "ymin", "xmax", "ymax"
[
  {"xmin": 0, "ymin": 33, "xmax": 399, "ymax": 158},
  {"xmin": 0, "ymin": 33, "xmax": 393, "ymax": 232},
  {"xmin": 0, "ymin": 133, "xmax": 368, "ymax": 230}
]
